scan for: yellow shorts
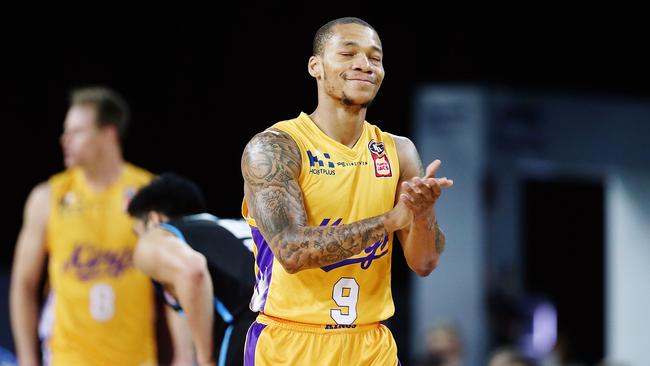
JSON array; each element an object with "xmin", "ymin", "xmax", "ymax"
[{"xmin": 244, "ymin": 313, "xmax": 400, "ymax": 366}]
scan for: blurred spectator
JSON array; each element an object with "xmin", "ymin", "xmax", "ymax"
[
  {"xmin": 489, "ymin": 346, "xmax": 536, "ymax": 366},
  {"xmin": 415, "ymin": 322, "xmax": 463, "ymax": 366}
]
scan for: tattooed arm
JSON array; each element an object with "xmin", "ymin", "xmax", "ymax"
[
  {"xmin": 242, "ymin": 128, "xmax": 411, "ymax": 274},
  {"xmin": 392, "ymin": 135, "xmax": 453, "ymax": 277}
]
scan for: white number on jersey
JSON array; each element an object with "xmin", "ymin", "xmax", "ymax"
[
  {"xmin": 89, "ymin": 283, "xmax": 115, "ymax": 322},
  {"xmin": 330, "ymin": 277, "xmax": 359, "ymax": 325}
]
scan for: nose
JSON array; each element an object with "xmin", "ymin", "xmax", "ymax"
[{"xmin": 352, "ymin": 54, "xmax": 371, "ymax": 72}]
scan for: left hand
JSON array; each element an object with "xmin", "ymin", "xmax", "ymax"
[{"xmin": 399, "ymin": 159, "xmax": 453, "ymax": 220}]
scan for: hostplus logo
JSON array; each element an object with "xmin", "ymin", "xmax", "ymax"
[{"xmin": 307, "ymin": 150, "xmax": 336, "ymax": 176}]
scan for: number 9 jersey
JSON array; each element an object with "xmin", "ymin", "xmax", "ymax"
[{"xmin": 242, "ymin": 112, "xmax": 400, "ymax": 326}]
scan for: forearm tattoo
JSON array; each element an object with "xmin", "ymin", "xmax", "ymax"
[
  {"xmin": 416, "ymin": 156, "xmax": 446, "ymax": 255},
  {"xmin": 434, "ymin": 220, "xmax": 446, "ymax": 254},
  {"xmin": 242, "ymin": 129, "xmax": 388, "ymax": 272}
]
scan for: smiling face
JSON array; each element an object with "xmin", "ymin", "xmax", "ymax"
[{"xmin": 310, "ymin": 23, "xmax": 384, "ymax": 108}]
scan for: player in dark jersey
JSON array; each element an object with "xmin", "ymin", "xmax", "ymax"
[{"xmin": 127, "ymin": 173, "xmax": 256, "ymax": 366}]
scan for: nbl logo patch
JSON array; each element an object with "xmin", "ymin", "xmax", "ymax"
[
  {"xmin": 59, "ymin": 191, "xmax": 83, "ymax": 214},
  {"xmin": 368, "ymin": 140, "xmax": 392, "ymax": 177}
]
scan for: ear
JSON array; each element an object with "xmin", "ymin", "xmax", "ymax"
[
  {"xmin": 308, "ymin": 56, "xmax": 322, "ymax": 79},
  {"xmin": 101, "ymin": 124, "xmax": 120, "ymax": 143},
  {"xmin": 147, "ymin": 211, "xmax": 163, "ymax": 226}
]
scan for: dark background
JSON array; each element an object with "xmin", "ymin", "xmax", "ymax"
[
  {"xmin": 1, "ymin": 4, "xmax": 647, "ymax": 363},
  {"xmin": 2, "ymin": 8, "xmax": 648, "ymax": 247}
]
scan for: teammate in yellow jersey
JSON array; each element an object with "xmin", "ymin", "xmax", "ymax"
[
  {"xmin": 9, "ymin": 86, "xmax": 188, "ymax": 366},
  {"xmin": 241, "ymin": 17, "xmax": 454, "ymax": 365}
]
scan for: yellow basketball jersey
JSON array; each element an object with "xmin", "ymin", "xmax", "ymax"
[
  {"xmin": 45, "ymin": 164, "xmax": 156, "ymax": 366},
  {"xmin": 243, "ymin": 112, "xmax": 400, "ymax": 326}
]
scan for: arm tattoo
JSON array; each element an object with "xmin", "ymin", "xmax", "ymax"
[
  {"xmin": 434, "ymin": 221, "xmax": 446, "ymax": 254},
  {"xmin": 416, "ymin": 156, "xmax": 425, "ymax": 177},
  {"xmin": 242, "ymin": 129, "xmax": 389, "ymax": 273},
  {"xmin": 415, "ymin": 154, "xmax": 446, "ymax": 254}
]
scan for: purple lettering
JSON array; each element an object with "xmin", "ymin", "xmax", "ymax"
[{"xmin": 62, "ymin": 243, "xmax": 134, "ymax": 281}]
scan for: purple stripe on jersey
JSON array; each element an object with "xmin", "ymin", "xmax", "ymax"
[
  {"xmin": 244, "ymin": 321, "xmax": 267, "ymax": 366},
  {"xmin": 250, "ymin": 226, "xmax": 274, "ymax": 311}
]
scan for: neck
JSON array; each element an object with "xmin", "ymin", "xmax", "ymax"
[
  {"xmin": 81, "ymin": 147, "xmax": 125, "ymax": 191},
  {"xmin": 309, "ymin": 100, "xmax": 367, "ymax": 148}
]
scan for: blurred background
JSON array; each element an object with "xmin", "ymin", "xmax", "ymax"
[{"xmin": 1, "ymin": 4, "xmax": 648, "ymax": 365}]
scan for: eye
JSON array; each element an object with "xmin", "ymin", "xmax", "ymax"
[{"xmin": 340, "ymin": 52, "xmax": 354, "ymax": 57}]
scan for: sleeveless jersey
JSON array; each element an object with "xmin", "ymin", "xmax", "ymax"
[
  {"xmin": 243, "ymin": 112, "xmax": 400, "ymax": 326},
  {"xmin": 45, "ymin": 164, "xmax": 156, "ymax": 366}
]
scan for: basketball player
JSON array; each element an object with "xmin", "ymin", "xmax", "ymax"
[
  {"xmin": 128, "ymin": 173, "xmax": 256, "ymax": 366},
  {"xmin": 10, "ymin": 87, "xmax": 161, "ymax": 366},
  {"xmin": 241, "ymin": 17, "xmax": 453, "ymax": 365}
]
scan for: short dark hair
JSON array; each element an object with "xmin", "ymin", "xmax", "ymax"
[
  {"xmin": 313, "ymin": 17, "xmax": 376, "ymax": 56},
  {"xmin": 127, "ymin": 173, "xmax": 207, "ymax": 220},
  {"xmin": 70, "ymin": 86, "xmax": 130, "ymax": 142}
]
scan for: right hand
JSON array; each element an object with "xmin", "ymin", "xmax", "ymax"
[
  {"xmin": 400, "ymin": 160, "xmax": 453, "ymax": 220},
  {"xmin": 385, "ymin": 159, "xmax": 453, "ymax": 232}
]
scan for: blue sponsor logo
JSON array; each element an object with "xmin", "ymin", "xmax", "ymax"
[
  {"xmin": 307, "ymin": 151, "xmax": 336, "ymax": 176},
  {"xmin": 307, "ymin": 151, "xmax": 335, "ymax": 168}
]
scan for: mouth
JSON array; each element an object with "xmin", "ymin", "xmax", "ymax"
[{"xmin": 346, "ymin": 78, "xmax": 375, "ymax": 85}]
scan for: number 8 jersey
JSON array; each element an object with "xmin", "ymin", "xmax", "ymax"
[
  {"xmin": 43, "ymin": 164, "xmax": 156, "ymax": 366},
  {"xmin": 242, "ymin": 112, "xmax": 400, "ymax": 326}
]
